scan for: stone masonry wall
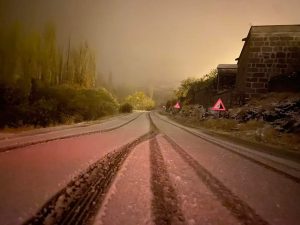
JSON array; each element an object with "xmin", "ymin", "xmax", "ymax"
[{"xmin": 237, "ymin": 27, "xmax": 300, "ymax": 99}]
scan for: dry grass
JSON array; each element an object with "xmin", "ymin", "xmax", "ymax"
[
  {"xmin": 255, "ymin": 126, "xmax": 300, "ymax": 150},
  {"xmin": 238, "ymin": 120, "xmax": 265, "ymax": 131},
  {"xmin": 199, "ymin": 119, "xmax": 238, "ymax": 132},
  {"xmin": 168, "ymin": 111, "xmax": 300, "ymax": 151},
  {"xmin": 0, "ymin": 125, "xmax": 35, "ymax": 133}
]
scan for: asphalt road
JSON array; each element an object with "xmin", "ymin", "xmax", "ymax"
[{"xmin": 0, "ymin": 111, "xmax": 299, "ymax": 225}]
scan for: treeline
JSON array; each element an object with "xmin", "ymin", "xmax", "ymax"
[
  {"xmin": 0, "ymin": 22, "xmax": 95, "ymax": 87},
  {"xmin": 166, "ymin": 69, "xmax": 217, "ymax": 109},
  {"xmin": 0, "ymin": 23, "xmax": 119, "ymax": 127}
]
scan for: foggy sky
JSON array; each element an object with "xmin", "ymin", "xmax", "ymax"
[{"xmin": 2, "ymin": 0, "xmax": 300, "ymax": 88}]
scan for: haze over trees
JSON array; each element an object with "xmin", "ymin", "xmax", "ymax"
[
  {"xmin": 124, "ymin": 91, "xmax": 155, "ymax": 111},
  {"xmin": 0, "ymin": 22, "xmax": 96, "ymax": 88},
  {"xmin": 0, "ymin": 22, "xmax": 118, "ymax": 127}
]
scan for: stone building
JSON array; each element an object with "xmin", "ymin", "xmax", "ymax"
[
  {"xmin": 235, "ymin": 25, "xmax": 300, "ymax": 99},
  {"xmin": 216, "ymin": 64, "xmax": 237, "ymax": 92}
]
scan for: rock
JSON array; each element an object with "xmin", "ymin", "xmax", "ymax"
[
  {"xmin": 229, "ymin": 95, "xmax": 300, "ymax": 133},
  {"xmin": 262, "ymin": 110, "xmax": 280, "ymax": 122},
  {"xmin": 179, "ymin": 104, "xmax": 205, "ymax": 119}
]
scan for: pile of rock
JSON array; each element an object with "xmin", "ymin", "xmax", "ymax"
[
  {"xmin": 179, "ymin": 104, "xmax": 206, "ymax": 120},
  {"xmin": 228, "ymin": 96, "xmax": 300, "ymax": 133}
]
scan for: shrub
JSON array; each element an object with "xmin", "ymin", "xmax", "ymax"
[
  {"xmin": 0, "ymin": 83, "xmax": 119, "ymax": 128},
  {"xmin": 125, "ymin": 91, "xmax": 155, "ymax": 110},
  {"xmin": 29, "ymin": 98, "xmax": 58, "ymax": 127},
  {"xmin": 119, "ymin": 103, "xmax": 133, "ymax": 113},
  {"xmin": 69, "ymin": 88, "xmax": 118, "ymax": 120}
]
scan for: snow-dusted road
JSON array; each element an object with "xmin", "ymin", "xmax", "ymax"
[
  {"xmin": 0, "ymin": 111, "xmax": 299, "ymax": 225},
  {"xmin": 0, "ymin": 112, "xmax": 149, "ymax": 225}
]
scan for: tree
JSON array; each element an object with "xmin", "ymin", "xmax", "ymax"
[
  {"xmin": 175, "ymin": 77, "xmax": 199, "ymax": 101},
  {"xmin": 174, "ymin": 69, "xmax": 218, "ymax": 104},
  {"xmin": 125, "ymin": 91, "xmax": 155, "ymax": 110},
  {"xmin": 0, "ymin": 21, "xmax": 112, "ymax": 128},
  {"xmin": 69, "ymin": 42, "xmax": 96, "ymax": 88}
]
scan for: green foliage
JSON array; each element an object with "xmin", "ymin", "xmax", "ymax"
[
  {"xmin": 70, "ymin": 88, "xmax": 118, "ymax": 120},
  {"xmin": 0, "ymin": 82, "xmax": 119, "ymax": 127},
  {"xmin": 125, "ymin": 91, "xmax": 155, "ymax": 110},
  {"xmin": 0, "ymin": 22, "xmax": 116, "ymax": 128},
  {"xmin": 165, "ymin": 99, "xmax": 177, "ymax": 111},
  {"xmin": 0, "ymin": 22, "xmax": 96, "ymax": 88},
  {"xmin": 29, "ymin": 98, "xmax": 58, "ymax": 127},
  {"xmin": 119, "ymin": 103, "xmax": 133, "ymax": 113},
  {"xmin": 175, "ymin": 77, "xmax": 198, "ymax": 100},
  {"xmin": 175, "ymin": 69, "xmax": 217, "ymax": 104}
]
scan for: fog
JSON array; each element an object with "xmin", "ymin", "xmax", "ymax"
[{"xmin": 1, "ymin": 0, "xmax": 300, "ymax": 89}]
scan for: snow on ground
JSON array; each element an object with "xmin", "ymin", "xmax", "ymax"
[
  {"xmin": 93, "ymin": 140, "xmax": 153, "ymax": 225},
  {"xmin": 0, "ymin": 113, "xmax": 149, "ymax": 225},
  {"xmin": 156, "ymin": 134, "xmax": 241, "ymax": 225}
]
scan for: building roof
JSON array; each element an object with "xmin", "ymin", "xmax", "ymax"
[
  {"xmin": 251, "ymin": 24, "xmax": 300, "ymax": 33},
  {"xmin": 236, "ymin": 24, "xmax": 300, "ymax": 62},
  {"xmin": 217, "ymin": 64, "xmax": 237, "ymax": 69}
]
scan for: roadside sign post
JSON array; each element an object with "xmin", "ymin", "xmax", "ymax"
[
  {"xmin": 210, "ymin": 98, "xmax": 226, "ymax": 118},
  {"xmin": 174, "ymin": 102, "xmax": 181, "ymax": 109}
]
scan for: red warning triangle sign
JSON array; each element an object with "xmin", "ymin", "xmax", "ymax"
[
  {"xmin": 211, "ymin": 98, "xmax": 226, "ymax": 111},
  {"xmin": 174, "ymin": 102, "xmax": 181, "ymax": 109}
]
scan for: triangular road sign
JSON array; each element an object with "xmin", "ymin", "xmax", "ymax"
[
  {"xmin": 211, "ymin": 98, "xmax": 226, "ymax": 111},
  {"xmin": 174, "ymin": 102, "xmax": 181, "ymax": 109}
]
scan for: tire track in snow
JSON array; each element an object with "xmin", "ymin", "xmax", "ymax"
[
  {"xmin": 24, "ymin": 129, "xmax": 155, "ymax": 225},
  {"xmin": 149, "ymin": 136, "xmax": 186, "ymax": 225},
  {"xmin": 163, "ymin": 135, "xmax": 270, "ymax": 225},
  {"xmin": 1, "ymin": 113, "xmax": 143, "ymax": 153},
  {"xmin": 152, "ymin": 113, "xmax": 300, "ymax": 184}
]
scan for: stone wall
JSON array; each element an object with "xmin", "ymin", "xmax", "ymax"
[
  {"xmin": 216, "ymin": 65, "xmax": 237, "ymax": 92},
  {"xmin": 236, "ymin": 25, "xmax": 300, "ymax": 99}
]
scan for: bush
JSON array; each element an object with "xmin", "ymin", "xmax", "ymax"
[
  {"xmin": 0, "ymin": 83, "xmax": 119, "ymax": 128},
  {"xmin": 119, "ymin": 103, "xmax": 133, "ymax": 113},
  {"xmin": 124, "ymin": 91, "xmax": 155, "ymax": 110},
  {"xmin": 29, "ymin": 98, "xmax": 58, "ymax": 127}
]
